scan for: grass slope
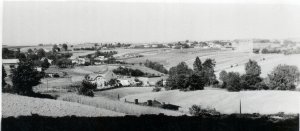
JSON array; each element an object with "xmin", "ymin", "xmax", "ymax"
[{"xmin": 2, "ymin": 93, "xmax": 124, "ymax": 117}]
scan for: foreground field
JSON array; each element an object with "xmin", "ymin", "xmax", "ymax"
[
  {"xmin": 122, "ymin": 89, "xmax": 300, "ymax": 114},
  {"xmin": 59, "ymin": 94, "xmax": 185, "ymax": 116},
  {"xmin": 2, "ymin": 93, "xmax": 124, "ymax": 117}
]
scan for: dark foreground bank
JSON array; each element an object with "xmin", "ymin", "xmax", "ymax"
[{"xmin": 2, "ymin": 114, "xmax": 299, "ymax": 131}]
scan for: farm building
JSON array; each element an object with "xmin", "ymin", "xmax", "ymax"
[
  {"xmin": 94, "ymin": 56, "xmax": 108, "ymax": 65},
  {"xmin": 2, "ymin": 59, "xmax": 19, "ymax": 75},
  {"xmin": 70, "ymin": 57, "xmax": 90, "ymax": 65},
  {"xmin": 232, "ymin": 40, "xmax": 254, "ymax": 52},
  {"xmin": 90, "ymin": 70, "xmax": 118, "ymax": 89},
  {"xmin": 2, "ymin": 59, "xmax": 19, "ymax": 69}
]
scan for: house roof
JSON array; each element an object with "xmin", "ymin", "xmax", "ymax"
[
  {"xmin": 2, "ymin": 59, "xmax": 19, "ymax": 64},
  {"xmin": 90, "ymin": 70, "xmax": 117, "ymax": 81}
]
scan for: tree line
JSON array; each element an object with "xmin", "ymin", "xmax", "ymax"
[
  {"xmin": 219, "ymin": 60, "xmax": 300, "ymax": 91},
  {"xmin": 144, "ymin": 60, "xmax": 168, "ymax": 74},
  {"xmin": 166, "ymin": 57, "xmax": 218, "ymax": 90}
]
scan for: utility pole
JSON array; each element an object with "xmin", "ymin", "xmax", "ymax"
[
  {"xmin": 47, "ymin": 79, "xmax": 48, "ymax": 91},
  {"xmin": 239, "ymin": 99, "xmax": 242, "ymax": 114}
]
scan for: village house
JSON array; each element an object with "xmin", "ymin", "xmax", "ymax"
[
  {"xmin": 2, "ymin": 59, "xmax": 19, "ymax": 69},
  {"xmin": 94, "ymin": 56, "xmax": 107, "ymax": 65},
  {"xmin": 2, "ymin": 59, "xmax": 19, "ymax": 75},
  {"xmin": 70, "ymin": 56, "xmax": 90, "ymax": 65},
  {"xmin": 89, "ymin": 70, "xmax": 118, "ymax": 89}
]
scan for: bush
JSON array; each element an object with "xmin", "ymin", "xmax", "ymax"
[
  {"xmin": 189, "ymin": 105, "xmax": 220, "ymax": 116},
  {"xmin": 226, "ymin": 72, "xmax": 242, "ymax": 91},
  {"xmin": 155, "ymin": 79, "xmax": 164, "ymax": 87},
  {"xmin": 77, "ymin": 80, "xmax": 97, "ymax": 97},
  {"xmin": 113, "ymin": 66, "xmax": 145, "ymax": 77},
  {"xmin": 152, "ymin": 87, "xmax": 161, "ymax": 92},
  {"xmin": 144, "ymin": 60, "xmax": 168, "ymax": 74},
  {"xmin": 134, "ymin": 78, "xmax": 143, "ymax": 87},
  {"xmin": 267, "ymin": 64, "xmax": 300, "ymax": 90}
]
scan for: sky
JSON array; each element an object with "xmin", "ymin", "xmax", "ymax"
[{"xmin": 3, "ymin": 1, "xmax": 300, "ymax": 45}]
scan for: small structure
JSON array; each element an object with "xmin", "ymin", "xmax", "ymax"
[
  {"xmin": 2, "ymin": 59, "xmax": 19, "ymax": 69},
  {"xmin": 94, "ymin": 56, "xmax": 107, "ymax": 65},
  {"xmin": 44, "ymin": 67, "xmax": 63, "ymax": 78}
]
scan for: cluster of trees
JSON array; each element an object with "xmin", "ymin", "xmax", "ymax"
[
  {"xmin": 95, "ymin": 50, "xmax": 118, "ymax": 58},
  {"xmin": 77, "ymin": 76, "xmax": 97, "ymax": 97},
  {"xmin": 283, "ymin": 47, "xmax": 300, "ymax": 55},
  {"xmin": 6, "ymin": 60, "xmax": 45, "ymax": 95},
  {"xmin": 219, "ymin": 60, "xmax": 300, "ymax": 91},
  {"xmin": 2, "ymin": 48, "xmax": 20, "ymax": 59},
  {"xmin": 73, "ymin": 47, "xmax": 96, "ymax": 51},
  {"xmin": 113, "ymin": 66, "xmax": 145, "ymax": 77},
  {"xmin": 261, "ymin": 48, "xmax": 281, "ymax": 54},
  {"xmin": 166, "ymin": 57, "xmax": 218, "ymax": 90},
  {"xmin": 144, "ymin": 60, "xmax": 168, "ymax": 74}
]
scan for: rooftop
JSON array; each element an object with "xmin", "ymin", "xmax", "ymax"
[{"xmin": 2, "ymin": 59, "xmax": 19, "ymax": 64}]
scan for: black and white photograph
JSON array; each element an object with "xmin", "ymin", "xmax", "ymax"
[{"xmin": 1, "ymin": 0, "xmax": 300, "ymax": 130}]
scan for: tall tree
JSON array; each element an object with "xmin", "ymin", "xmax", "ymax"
[
  {"xmin": 245, "ymin": 59, "xmax": 261, "ymax": 76},
  {"xmin": 193, "ymin": 56, "xmax": 202, "ymax": 72},
  {"xmin": 11, "ymin": 60, "xmax": 43, "ymax": 95},
  {"xmin": 62, "ymin": 43, "xmax": 68, "ymax": 51},
  {"xmin": 188, "ymin": 73, "xmax": 205, "ymax": 90},
  {"xmin": 202, "ymin": 58, "xmax": 217, "ymax": 85},
  {"xmin": 241, "ymin": 60, "xmax": 263, "ymax": 90},
  {"xmin": 41, "ymin": 58, "xmax": 50, "ymax": 70},
  {"xmin": 2, "ymin": 66, "xmax": 7, "ymax": 87},
  {"xmin": 52, "ymin": 44, "xmax": 60, "ymax": 53},
  {"xmin": 37, "ymin": 48, "xmax": 46, "ymax": 59}
]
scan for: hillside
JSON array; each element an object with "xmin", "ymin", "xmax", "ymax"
[{"xmin": 2, "ymin": 93, "xmax": 124, "ymax": 117}]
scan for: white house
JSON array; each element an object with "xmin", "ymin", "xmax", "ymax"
[
  {"xmin": 2, "ymin": 59, "xmax": 19, "ymax": 69},
  {"xmin": 90, "ymin": 70, "xmax": 117, "ymax": 89},
  {"xmin": 119, "ymin": 79, "xmax": 131, "ymax": 86},
  {"xmin": 94, "ymin": 56, "xmax": 107, "ymax": 65}
]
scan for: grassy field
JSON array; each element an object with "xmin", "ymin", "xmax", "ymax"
[
  {"xmin": 2, "ymin": 93, "xmax": 124, "ymax": 117},
  {"xmin": 223, "ymin": 54, "xmax": 300, "ymax": 77},
  {"xmin": 121, "ymin": 88, "xmax": 300, "ymax": 114},
  {"xmin": 58, "ymin": 94, "xmax": 185, "ymax": 116},
  {"xmin": 94, "ymin": 87, "xmax": 154, "ymax": 99}
]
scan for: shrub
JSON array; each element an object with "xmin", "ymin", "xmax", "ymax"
[
  {"xmin": 77, "ymin": 80, "xmax": 97, "ymax": 97},
  {"xmin": 226, "ymin": 72, "xmax": 242, "ymax": 91},
  {"xmin": 152, "ymin": 87, "xmax": 161, "ymax": 92},
  {"xmin": 267, "ymin": 64, "xmax": 300, "ymax": 90},
  {"xmin": 134, "ymin": 78, "xmax": 143, "ymax": 87},
  {"xmin": 155, "ymin": 79, "xmax": 164, "ymax": 87},
  {"xmin": 189, "ymin": 105, "xmax": 220, "ymax": 116}
]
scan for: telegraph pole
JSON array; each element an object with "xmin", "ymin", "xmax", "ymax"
[{"xmin": 239, "ymin": 99, "xmax": 242, "ymax": 114}]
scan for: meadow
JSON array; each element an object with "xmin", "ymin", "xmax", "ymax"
[
  {"xmin": 58, "ymin": 93, "xmax": 185, "ymax": 116},
  {"xmin": 121, "ymin": 88, "xmax": 300, "ymax": 114},
  {"xmin": 2, "ymin": 93, "xmax": 124, "ymax": 117}
]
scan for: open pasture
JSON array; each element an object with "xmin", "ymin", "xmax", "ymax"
[
  {"xmin": 2, "ymin": 93, "xmax": 125, "ymax": 117},
  {"xmin": 122, "ymin": 89, "xmax": 300, "ymax": 114}
]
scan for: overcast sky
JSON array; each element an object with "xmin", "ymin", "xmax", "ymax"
[{"xmin": 3, "ymin": 1, "xmax": 300, "ymax": 45}]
